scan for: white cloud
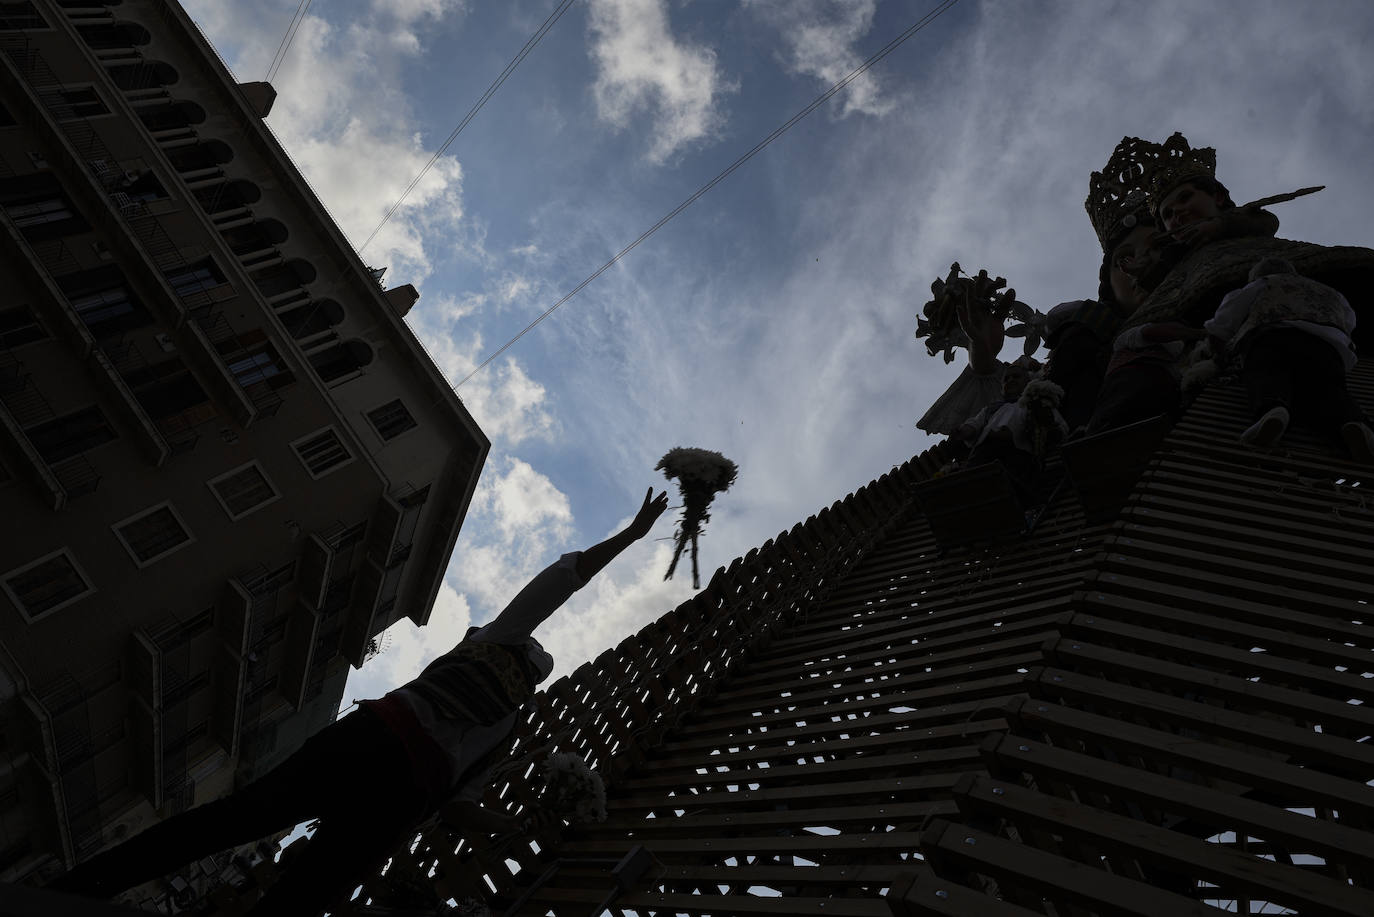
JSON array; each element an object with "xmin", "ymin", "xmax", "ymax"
[
  {"xmin": 349, "ymin": 581, "xmax": 473, "ymax": 698},
  {"xmin": 748, "ymin": 0, "xmax": 893, "ymax": 117},
  {"xmin": 182, "ymin": 1, "xmax": 468, "ymax": 285},
  {"xmin": 535, "ymin": 529, "xmax": 691, "ymax": 681},
  {"xmin": 586, "ymin": 0, "xmax": 731, "ymax": 163},
  {"xmin": 412, "ymin": 319, "xmax": 559, "ymax": 448}
]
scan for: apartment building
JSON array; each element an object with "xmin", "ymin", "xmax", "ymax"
[{"xmin": 0, "ymin": 0, "xmax": 488, "ymax": 890}]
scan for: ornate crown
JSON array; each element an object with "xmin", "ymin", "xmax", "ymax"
[
  {"xmin": 1085, "ymin": 133, "xmax": 1218, "ymax": 248},
  {"xmin": 1085, "ymin": 136, "xmax": 1158, "ymax": 250},
  {"xmin": 1145, "ymin": 132, "xmax": 1218, "ymax": 216}
]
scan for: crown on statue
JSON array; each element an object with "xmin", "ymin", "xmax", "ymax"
[
  {"xmin": 1085, "ymin": 132, "xmax": 1217, "ymax": 248},
  {"xmin": 1145, "ymin": 131, "xmax": 1218, "ymax": 216},
  {"xmin": 1085, "ymin": 136, "xmax": 1156, "ymax": 250}
]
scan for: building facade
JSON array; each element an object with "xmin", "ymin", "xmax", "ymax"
[{"xmin": 0, "ymin": 0, "xmax": 487, "ymax": 894}]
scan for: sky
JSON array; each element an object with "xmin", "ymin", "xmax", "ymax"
[{"xmin": 178, "ymin": 0, "xmax": 1374, "ymax": 705}]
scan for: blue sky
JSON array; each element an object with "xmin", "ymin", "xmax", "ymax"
[{"xmin": 180, "ymin": 0, "xmax": 1374, "ymax": 703}]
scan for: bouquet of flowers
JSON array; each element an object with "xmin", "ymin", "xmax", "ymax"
[
  {"xmin": 916, "ymin": 262, "xmax": 1048, "ymax": 362},
  {"xmin": 655, "ymin": 447, "xmax": 738, "ymax": 589},
  {"xmin": 538, "ymin": 752, "xmax": 608, "ymax": 825}
]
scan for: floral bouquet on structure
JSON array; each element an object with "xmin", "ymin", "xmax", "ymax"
[
  {"xmin": 538, "ymin": 752, "xmax": 608, "ymax": 825},
  {"xmin": 655, "ymin": 447, "xmax": 739, "ymax": 589}
]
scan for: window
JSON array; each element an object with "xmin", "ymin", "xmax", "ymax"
[
  {"xmin": 0, "ymin": 3, "xmax": 44, "ymax": 30},
  {"xmin": 54, "ymin": 87, "xmax": 108, "ymax": 119},
  {"xmin": 220, "ymin": 330, "xmax": 293, "ymax": 391},
  {"xmin": 57, "ymin": 265, "xmax": 150, "ymax": 338},
  {"xmin": 67, "ymin": 286, "xmax": 152, "ymax": 338},
  {"xmin": 7, "ymin": 196, "xmax": 72, "ymax": 228},
  {"xmin": 122, "ymin": 171, "xmax": 167, "ymax": 203},
  {"xmin": 113, "ymin": 502, "xmax": 193, "ymax": 567},
  {"xmin": 0, "ymin": 306, "xmax": 46, "ymax": 348},
  {"xmin": 290, "ymin": 427, "xmax": 353, "ymax": 478},
  {"xmin": 207, "ymin": 462, "xmax": 279, "ymax": 520},
  {"xmin": 123, "ymin": 359, "xmax": 212, "ymax": 423},
  {"xmin": 1, "ymin": 173, "xmax": 88, "ymax": 240},
  {"xmin": 22, "ymin": 405, "xmax": 116, "ymax": 464},
  {"xmin": 2, "ymin": 548, "xmax": 93, "ymax": 621},
  {"xmin": 164, "ymin": 260, "xmax": 227, "ymax": 298},
  {"xmin": 366, "ymin": 400, "xmax": 416, "ymax": 442}
]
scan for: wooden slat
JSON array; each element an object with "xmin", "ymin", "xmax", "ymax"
[
  {"xmin": 639, "ymin": 717, "xmax": 1008, "ymax": 774},
  {"xmin": 886, "ymin": 867, "xmax": 1044, "ymax": 917},
  {"xmin": 1062, "ymin": 615, "xmax": 1374, "ymax": 704},
  {"xmin": 982, "ymin": 734, "xmax": 1374, "ymax": 872},
  {"xmin": 585, "ymin": 800, "xmax": 958, "ymax": 836},
  {"xmin": 953, "ymin": 774, "xmax": 1374, "ymax": 916},
  {"xmin": 1026, "ymin": 666, "xmax": 1374, "ymax": 779},
  {"xmin": 1002, "ymin": 696, "xmax": 1374, "ymax": 821},
  {"xmin": 608, "ymin": 773, "xmax": 963, "ymax": 813},
  {"xmin": 1044, "ymin": 637, "xmax": 1374, "ymax": 736},
  {"xmin": 920, "ymin": 820, "xmax": 1218, "ymax": 917}
]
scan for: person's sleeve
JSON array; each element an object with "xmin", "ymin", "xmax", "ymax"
[
  {"xmin": 476, "ymin": 552, "xmax": 587, "ymax": 644},
  {"xmin": 1204, "ymin": 283, "xmax": 1258, "ymax": 341},
  {"xmin": 1338, "ymin": 291, "xmax": 1357, "ymax": 335},
  {"xmin": 1112, "ymin": 325, "xmax": 1153, "ymax": 352},
  {"xmin": 916, "ymin": 363, "xmax": 1006, "ymax": 435},
  {"xmin": 450, "ymin": 766, "xmax": 494, "ymax": 805}
]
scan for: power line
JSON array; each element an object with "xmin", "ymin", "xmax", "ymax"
[
  {"xmin": 266, "ymin": 0, "xmax": 313, "ymax": 83},
  {"xmin": 454, "ymin": 0, "xmax": 962, "ymax": 389},
  {"xmin": 358, "ymin": 0, "xmax": 581, "ymax": 254}
]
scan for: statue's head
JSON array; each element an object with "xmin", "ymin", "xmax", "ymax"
[
  {"xmin": 1156, "ymin": 174, "xmax": 1235, "ymax": 233},
  {"xmin": 1144, "ymin": 132, "xmax": 1236, "ymax": 230},
  {"xmin": 1098, "ymin": 223, "xmax": 1160, "ymax": 313}
]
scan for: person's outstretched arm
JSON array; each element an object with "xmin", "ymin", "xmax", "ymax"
[
  {"xmin": 576, "ymin": 488, "xmax": 669, "ymax": 582},
  {"xmin": 479, "ymin": 488, "xmax": 669, "ymax": 643}
]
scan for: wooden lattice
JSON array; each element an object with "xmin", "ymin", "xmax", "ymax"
[{"xmin": 298, "ymin": 364, "xmax": 1374, "ymax": 917}]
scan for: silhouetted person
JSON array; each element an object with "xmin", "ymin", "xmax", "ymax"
[{"xmin": 49, "ymin": 488, "xmax": 670, "ymax": 915}]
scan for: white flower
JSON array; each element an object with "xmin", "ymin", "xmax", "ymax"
[{"xmin": 539, "ymin": 753, "xmax": 608, "ymax": 824}]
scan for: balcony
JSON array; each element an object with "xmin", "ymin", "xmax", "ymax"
[
  {"xmin": 339, "ymin": 559, "xmax": 384, "ymax": 669},
  {"xmin": 211, "ymin": 581, "xmax": 253, "ymax": 759},
  {"xmin": 0, "ymin": 361, "xmax": 103, "ymax": 509},
  {"xmin": 0, "ymin": 41, "xmax": 264, "ymax": 427},
  {"xmin": 279, "ymin": 599, "xmax": 320, "ymax": 711}
]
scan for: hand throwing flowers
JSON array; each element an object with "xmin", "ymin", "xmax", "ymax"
[{"xmin": 655, "ymin": 447, "xmax": 738, "ymax": 589}]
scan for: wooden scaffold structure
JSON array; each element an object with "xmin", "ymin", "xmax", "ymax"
[{"xmin": 235, "ymin": 362, "xmax": 1374, "ymax": 917}]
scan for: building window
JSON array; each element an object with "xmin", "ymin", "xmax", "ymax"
[
  {"xmin": 67, "ymin": 285, "xmax": 153, "ymax": 338},
  {"xmin": 207, "ymin": 462, "xmax": 279, "ymax": 521},
  {"xmin": 54, "ymin": 87, "xmax": 108, "ymax": 120},
  {"xmin": 0, "ymin": 306, "xmax": 47, "ymax": 348},
  {"xmin": 0, "ymin": 173, "xmax": 89, "ymax": 240},
  {"xmin": 0, "ymin": 3, "xmax": 45, "ymax": 30},
  {"xmin": 290, "ymin": 427, "xmax": 353, "ymax": 479},
  {"xmin": 2, "ymin": 548, "xmax": 94, "ymax": 621},
  {"xmin": 113, "ymin": 502, "xmax": 193, "ymax": 567},
  {"xmin": 22, "ymin": 405, "xmax": 116, "ymax": 464},
  {"xmin": 7, "ymin": 196, "xmax": 73, "ymax": 228},
  {"xmin": 57, "ymin": 265, "xmax": 152, "ymax": 338},
  {"xmin": 220, "ymin": 330, "xmax": 293, "ymax": 392},
  {"xmin": 164, "ymin": 259, "xmax": 227, "ymax": 299},
  {"xmin": 366, "ymin": 400, "xmax": 417, "ymax": 442}
]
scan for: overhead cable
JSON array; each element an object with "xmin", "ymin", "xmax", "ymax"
[
  {"xmin": 358, "ymin": 0, "xmax": 581, "ymax": 254},
  {"xmin": 455, "ymin": 0, "xmax": 962, "ymax": 388},
  {"xmin": 266, "ymin": 0, "xmax": 313, "ymax": 83}
]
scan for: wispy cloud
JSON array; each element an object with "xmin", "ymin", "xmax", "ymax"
[
  {"xmin": 183, "ymin": 0, "xmax": 469, "ymax": 283},
  {"xmin": 586, "ymin": 0, "xmax": 732, "ymax": 163},
  {"xmin": 748, "ymin": 0, "xmax": 893, "ymax": 117}
]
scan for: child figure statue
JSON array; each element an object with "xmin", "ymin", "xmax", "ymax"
[{"xmin": 1204, "ymin": 257, "xmax": 1374, "ymax": 461}]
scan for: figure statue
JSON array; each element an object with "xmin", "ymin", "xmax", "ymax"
[{"xmin": 1203, "ymin": 257, "xmax": 1373, "ymax": 460}]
